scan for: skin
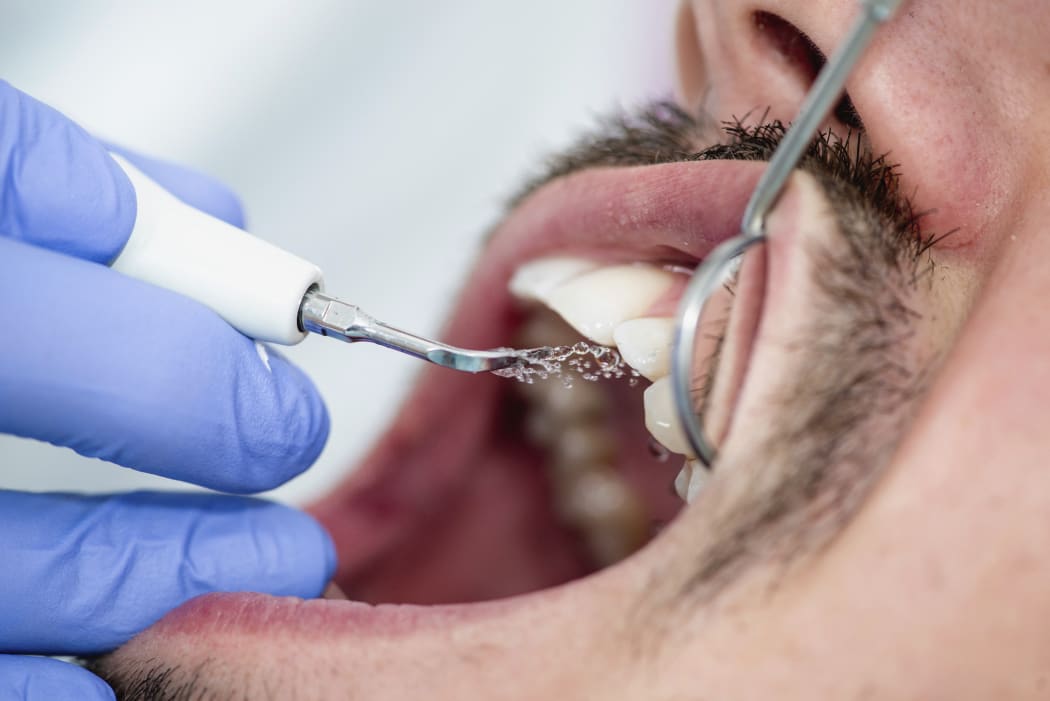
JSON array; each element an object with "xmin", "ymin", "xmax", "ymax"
[{"xmin": 91, "ymin": 1, "xmax": 1050, "ymax": 698}]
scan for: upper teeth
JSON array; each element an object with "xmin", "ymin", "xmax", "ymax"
[
  {"xmin": 510, "ymin": 256, "xmax": 706, "ymax": 503},
  {"xmin": 612, "ymin": 317, "xmax": 674, "ymax": 381},
  {"xmin": 511, "ymin": 259, "xmax": 676, "ymax": 346}
]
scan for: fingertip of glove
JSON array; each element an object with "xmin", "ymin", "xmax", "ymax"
[
  {"xmin": 274, "ymin": 349, "xmax": 331, "ymax": 470},
  {"xmin": 240, "ymin": 501, "xmax": 338, "ymax": 598},
  {"xmin": 0, "ymin": 81, "xmax": 136, "ymax": 263},
  {"xmin": 226, "ymin": 348, "xmax": 330, "ymax": 493}
]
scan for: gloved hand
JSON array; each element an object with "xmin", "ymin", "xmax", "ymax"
[{"xmin": 0, "ymin": 81, "xmax": 336, "ymax": 699}]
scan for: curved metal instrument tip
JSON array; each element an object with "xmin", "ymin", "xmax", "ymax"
[
  {"xmin": 424, "ymin": 347, "xmax": 526, "ymax": 373},
  {"xmin": 299, "ymin": 288, "xmax": 529, "ymax": 374}
]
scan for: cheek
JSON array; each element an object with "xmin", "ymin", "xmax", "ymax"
[
  {"xmin": 675, "ymin": 1, "xmax": 707, "ymax": 109},
  {"xmin": 857, "ymin": 0, "xmax": 1048, "ymax": 258},
  {"xmin": 889, "ymin": 99, "xmax": 1011, "ymax": 242},
  {"xmin": 862, "ymin": 55, "xmax": 1017, "ymax": 256}
]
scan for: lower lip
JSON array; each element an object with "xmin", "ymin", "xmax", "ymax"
[{"xmin": 151, "ymin": 591, "xmax": 522, "ymax": 639}]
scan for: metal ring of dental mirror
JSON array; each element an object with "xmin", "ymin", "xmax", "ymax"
[
  {"xmin": 670, "ymin": 0, "xmax": 904, "ymax": 469},
  {"xmin": 671, "ymin": 233, "xmax": 766, "ymax": 468}
]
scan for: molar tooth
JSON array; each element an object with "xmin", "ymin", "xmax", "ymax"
[
  {"xmin": 543, "ymin": 264, "xmax": 676, "ymax": 345},
  {"xmin": 613, "ymin": 317, "xmax": 675, "ymax": 381},
  {"xmin": 553, "ymin": 422, "xmax": 618, "ymax": 468},
  {"xmin": 643, "ymin": 376, "xmax": 695, "ymax": 457},
  {"xmin": 555, "ymin": 468, "xmax": 648, "ymax": 566},
  {"xmin": 509, "ymin": 257, "xmax": 599, "ymax": 303}
]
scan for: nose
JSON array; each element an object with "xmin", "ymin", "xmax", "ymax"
[{"xmin": 675, "ymin": 2, "xmax": 863, "ymax": 131}]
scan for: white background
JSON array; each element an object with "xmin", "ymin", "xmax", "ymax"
[{"xmin": 0, "ymin": 0, "xmax": 677, "ymax": 504}]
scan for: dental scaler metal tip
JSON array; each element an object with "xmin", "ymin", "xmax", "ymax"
[
  {"xmin": 105, "ymin": 154, "xmax": 529, "ymax": 374},
  {"xmin": 299, "ymin": 288, "xmax": 524, "ymax": 373}
]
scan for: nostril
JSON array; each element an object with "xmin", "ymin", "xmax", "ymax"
[
  {"xmin": 754, "ymin": 11, "xmax": 823, "ymax": 82},
  {"xmin": 752, "ymin": 11, "xmax": 864, "ymax": 131}
]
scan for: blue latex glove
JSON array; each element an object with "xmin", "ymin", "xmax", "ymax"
[{"xmin": 0, "ymin": 81, "xmax": 336, "ymax": 699}]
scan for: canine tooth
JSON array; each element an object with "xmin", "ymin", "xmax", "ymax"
[
  {"xmin": 673, "ymin": 460, "xmax": 709, "ymax": 503},
  {"xmin": 509, "ymin": 257, "xmax": 599, "ymax": 302},
  {"xmin": 686, "ymin": 461, "xmax": 708, "ymax": 502},
  {"xmin": 613, "ymin": 317, "xmax": 674, "ymax": 381},
  {"xmin": 643, "ymin": 376, "xmax": 695, "ymax": 457},
  {"xmin": 544, "ymin": 264, "xmax": 676, "ymax": 345},
  {"xmin": 673, "ymin": 464, "xmax": 692, "ymax": 501}
]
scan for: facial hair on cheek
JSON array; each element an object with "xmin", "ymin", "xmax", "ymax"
[{"xmin": 673, "ymin": 173, "xmax": 940, "ymax": 604}]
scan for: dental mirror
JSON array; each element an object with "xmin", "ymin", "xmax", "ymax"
[{"xmin": 671, "ymin": 0, "xmax": 905, "ymax": 468}]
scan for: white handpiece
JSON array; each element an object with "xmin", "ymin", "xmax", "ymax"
[
  {"xmin": 109, "ymin": 154, "xmax": 323, "ymax": 345},
  {"xmin": 107, "ymin": 154, "xmax": 531, "ymax": 374}
]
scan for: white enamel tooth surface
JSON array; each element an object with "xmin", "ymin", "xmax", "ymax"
[
  {"xmin": 673, "ymin": 459, "xmax": 709, "ymax": 503},
  {"xmin": 557, "ymin": 469, "xmax": 647, "ymax": 566},
  {"xmin": 509, "ymin": 257, "xmax": 599, "ymax": 303},
  {"xmin": 553, "ymin": 423, "xmax": 617, "ymax": 467},
  {"xmin": 613, "ymin": 317, "xmax": 675, "ymax": 381},
  {"xmin": 685, "ymin": 459, "xmax": 708, "ymax": 502},
  {"xmin": 542, "ymin": 264, "xmax": 677, "ymax": 345},
  {"xmin": 643, "ymin": 376, "xmax": 695, "ymax": 457},
  {"xmin": 673, "ymin": 464, "xmax": 691, "ymax": 501}
]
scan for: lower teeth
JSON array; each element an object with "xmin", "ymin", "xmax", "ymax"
[{"xmin": 512, "ymin": 312, "xmax": 650, "ymax": 566}]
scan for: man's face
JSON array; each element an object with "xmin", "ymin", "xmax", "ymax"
[{"xmin": 92, "ymin": 1, "xmax": 1050, "ymax": 698}]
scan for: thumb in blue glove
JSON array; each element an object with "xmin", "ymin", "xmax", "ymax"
[{"xmin": 0, "ymin": 491, "xmax": 336, "ymax": 700}]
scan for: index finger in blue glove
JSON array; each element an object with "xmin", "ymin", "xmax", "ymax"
[
  {"xmin": 0, "ymin": 82, "xmax": 327, "ymax": 491},
  {"xmin": 0, "ymin": 656, "xmax": 115, "ymax": 701},
  {"xmin": 0, "ymin": 80, "xmax": 134, "ymax": 263},
  {"xmin": 0, "ymin": 490, "xmax": 336, "ymax": 655},
  {"xmin": 1, "ymin": 80, "xmax": 247, "ymax": 262},
  {"xmin": 0, "ymin": 237, "xmax": 328, "ymax": 492}
]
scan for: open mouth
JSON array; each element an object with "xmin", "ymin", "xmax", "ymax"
[{"xmin": 141, "ymin": 158, "xmax": 778, "ymax": 637}]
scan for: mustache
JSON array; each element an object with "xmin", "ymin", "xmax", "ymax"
[{"xmin": 510, "ymin": 101, "xmax": 944, "ymax": 269}]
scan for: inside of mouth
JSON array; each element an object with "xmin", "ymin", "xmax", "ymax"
[{"xmin": 311, "ymin": 306, "xmax": 685, "ymax": 606}]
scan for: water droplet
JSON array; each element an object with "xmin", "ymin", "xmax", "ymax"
[{"xmin": 491, "ymin": 339, "xmax": 645, "ymax": 389}]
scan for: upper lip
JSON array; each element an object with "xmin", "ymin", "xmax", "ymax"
[{"xmin": 486, "ymin": 160, "xmax": 767, "ymax": 279}]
